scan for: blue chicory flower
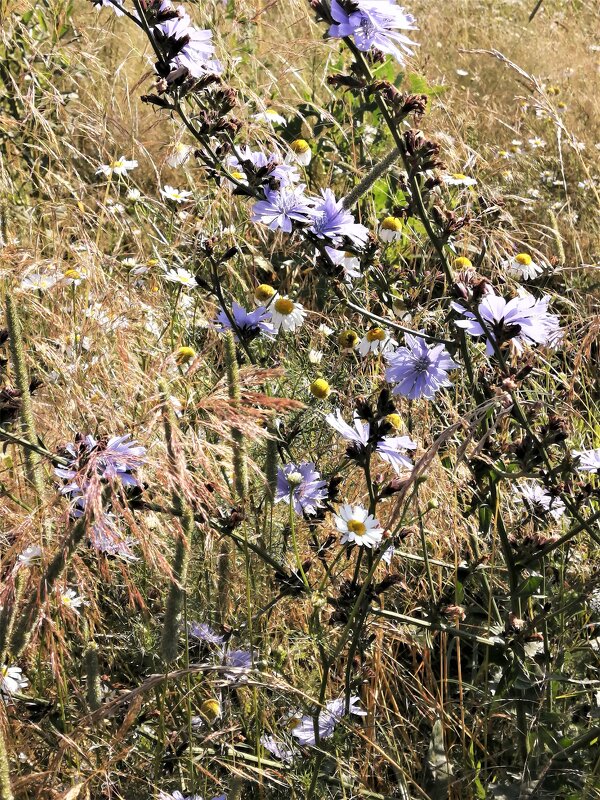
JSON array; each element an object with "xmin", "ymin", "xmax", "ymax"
[
  {"xmin": 275, "ymin": 462, "xmax": 328, "ymax": 515},
  {"xmin": 328, "ymin": 0, "xmax": 418, "ymax": 65},
  {"xmin": 385, "ymin": 333, "xmax": 459, "ymax": 400}
]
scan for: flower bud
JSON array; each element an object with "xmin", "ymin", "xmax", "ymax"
[{"xmin": 310, "ymin": 378, "xmax": 331, "ymax": 400}]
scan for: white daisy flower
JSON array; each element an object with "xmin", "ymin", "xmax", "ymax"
[
  {"xmin": 166, "ymin": 142, "xmax": 194, "ymax": 168},
  {"xmin": 18, "ymin": 545, "xmax": 42, "ymax": 567},
  {"xmin": 308, "ymin": 349, "xmax": 323, "ymax": 364},
  {"xmin": 252, "ymin": 108, "xmax": 287, "ymax": 126},
  {"xmin": 505, "ymin": 253, "xmax": 544, "ymax": 281},
  {"xmin": 0, "ymin": 664, "xmax": 28, "ymax": 696},
  {"xmin": 379, "ymin": 216, "xmax": 403, "ymax": 243},
  {"xmin": 160, "ymin": 185, "xmax": 193, "ymax": 203},
  {"xmin": 357, "ymin": 327, "xmax": 397, "ymax": 357},
  {"xmin": 126, "ymin": 188, "xmax": 142, "ymax": 201},
  {"xmin": 96, "ymin": 156, "xmax": 138, "ymax": 178},
  {"xmin": 318, "ymin": 323, "xmax": 334, "ymax": 336},
  {"xmin": 528, "ymin": 137, "xmax": 546, "ymax": 149},
  {"xmin": 334, "ymin": 504, "xmax": 383, "ymax": 548},
  {"xmin": 288, "ymin": 139, "xmax": 312, "ymax": 166},
  {"xmin": 60, "ymin": 589, "xmax": 83, "ymax": 613},
  {"xmin": 20, "ymin": 273, "xmax": 58, "ymax": 291},
  {"xmin": 270, "ymin": 295, "xmax": 307, "ymax": 333},
  {"xmin": 164, "ymin": 268, "xmax": 198, "ymax": 289},
  {"xmin": 63, "ymin": 268, "xmax": 86, "ymax": 286},
  {"xmin": 443, "ymin": 173, "xmax": 477, "ymax": 187}
]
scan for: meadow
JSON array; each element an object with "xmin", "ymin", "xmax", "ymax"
[{"xmin": 1, "ymin": 0, "xmax": 600, "ymax": 798}]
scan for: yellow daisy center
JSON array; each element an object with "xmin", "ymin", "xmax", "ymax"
[
  {"xmin": 453, "ymin": 173, "xmax": 467, "ymax": 180},
  {"xmin": 381, "ymin": 216, "xmax": 402, "ymax": 232},
  {"xmin": 64, "ymin": 269, "xmax": 81, "ymax": 280},
  {"xmin": 290, "ymin": 139, "xmax": 310, "ymax": 154},
  {"xmin": 176, "ymin": 346, "xmax": 196, "ymax": 363},
  {"xmin": 255, "ymin": 284, "xmax": 276, "ymax": 303},
  {"xmin": 347, "ymin": 519, "xmax": 366, "ymax": 536},
  {"xmin": 230, "ymin": 171, "xmax": 245, "ymax": 180},
  {"xmin": 274, "ymin": 298, "xmax": 295, "ymax": 315},
  {"xmin": 515, "ymin": 253, "xmax": 532, "ymax": 266},
  {"xmin": 366, "ymin": 327, "xmax": 386, "ymax": 343},
  {"xmin": 453, "ymin": 256, "xmax": 473, "ymax": 270}
]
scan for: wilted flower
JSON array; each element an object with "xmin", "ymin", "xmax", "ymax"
[
  {"xmin": 328, "ymin": 0, "xmax": 417, "ymax": 65},
  {"xmin": 164, "ymin": 267, "xmax": 198, "ymax": 289},
  {"xmin": 335, "ymin": 503, "xmax": 383, "ymax": 548},
  {"xmin": 261, "ymin": 734, "xmax": 295, "ymax": 763},
  {"xmin": 358, "ymin": 327, "xmax": 397, "ymax": 357},
  {"xmin": 0, "ymin": 664, "xmax": 28, "ymax": 696},
  {"xmin": 385, "ymin": 333, "xmax": 459, "ymax": 400},
  {"xmin": 215, "ymin": 301, "xmax": 274, "ymax": 340},
  {"xmin": 96, "ymin": 156, "xmax": 138, "ymax": 178},
  {"xmin": 453, "ymin": 290, "xmax": 562, "ymax": 354},
  {"xmin": 505, "ymin": 253, "xmax": 544, "ymax": 281},
  {"xmin": 292, "ymin": 695, "xmax": 366, "ymax": 745},
  {"xmin": 275, "ymin": 462, "xmax": 328, "ymax": 515},
  {"xmin": 160, "ymin": 185, "xmax": 193, "ymax": 203},
  {"xmin": 516, "ymin": 481, "xmax": 565, "ymax": 520},
  {"xmin": 251, "ymin": 184, "xmax": 315, "ymax": 233},
  {"xmin": 572, "ymin": 448, "xmax": 600, "ymax": 474},
  {"xmin": 270, "ymin": 296, "xmax": 307, "ymax": 333}
]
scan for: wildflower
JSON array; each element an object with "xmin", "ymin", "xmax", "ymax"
[
  {"xmin": 385, "ymin": 333, "xmax": 459, "ymax": 400},
  {"xmin": 252, "ymin": 108, "xmax": 287, "ymax": 126},
  {"xmin": 338, "ymin": 328, "xmax": 359, "ymax": 351},
  {"xmin": 308, "ymin": 349, "xmax": 323, "ymax": 364},
  {"xmin": 63, "ymin": 269, "xmax": 86, "ymax": 286},
  {"xmin": 126, "ymin": 187, "xmax": 142, "ymax": 201},
  {"xmin": 215, "ymin": 301, "xmax": 275, "ymax": 339},
  {"xmin": 328, "ymin": 0, "xmax": 417, "ymax": 65},
  {"xmin": 96, "ymin": 156, "xmax": 138, "ymax": 178},
  {"xmin": 164, "ymin": 267, "xmax": 198, "ymax": 289},
  {"xmin": 325, "ymin": 409, "xmax": 370, "ymax": 447},
  {"xmin": 189, "ymin": 622, "xmax": 226, "ymax": 644},
  {"xmin": 0, "ymin": 665, "xmax": 28, "ymax": 696},
  {"xmin": 275, "ymin": 462, "xmax": 328, "ymax": 515},
  {"xmin": 292, "ymin": 696, "xmax": 366, "ymax": 745},
  {"xmin": 160, "ymin": 185, "xmax": 193, "ymax": 203},
  {"xmin": 175, "ymin": 346, "xmax": 196, "ymax": 364},
  {"xmin": 254, "ymin": 284, "xmax": 276, "ymax": 304},
  {"xmin": 270, "ymin": 296, "xmax": 307, "ymax": 333},
  {"xmin": 227, "ymin": 146, "xmax": 299, "ymax": 187},
  {"xmin": 60, "ymin": 588, "xmax": 83, "ymax": 612},
  {"xmin": 200, "ymin": 698, "xmax": 221, "ymax": 722},
  {"xmin": 385, "ymin": 413, "xmax": 402, "ymax": 429},
  {"xmin": 453, "ymin": 290, "xmax": 562, "ymax": 355},
  {"xmin": 379, "ymin": 216, "xmax": 403, "ymax": 242},
  {"xmin": 310, "ymin": 378, "xmax": 331, "ymax": 399},
  {"xmin": 18, "ymin": 545, "xmax": 43, "ymax": 567},
  {"xmin": 308, "ymin": 189, "xmax": 369, "ymax": 248},
  {"xmin": 588, "ymin": 590, "xmax": 600, "ymax": 616},
  {"xmin": 223, "ymin": 648, "xmax": 255, "ymax": 682},
  {"xmin": 93, "ymin": 0, "xmax": 126, "ymax": 15},
  {"xmin": 358, "ymin": 327, "xmax": 397, "ymax": 357},
  {"xmin": 158, "ymin": 791, "xmax": 203, "ymax": 800},
  {"xmin": 55, "ymin": 433, "xmax": 146, "ymax": 496},
  {"xmin": 505, "ymin": 253, "xmax": 544, "ymax": 281},
  {"xmin": 516, "ymin": 481, "xmax": 565, "ymax": 521},
  {"xmin": 443, "ymin": 173, "xmax": 477, "ymax": 187},
  {"xmin": 155, "ymin": 11, "xmax": 220, "ymax": 78},
  {"xmin": 251, "ymin": 184, "xmax": 315, "ymax": 233},
  {"xmin": 289, "ymin": 139, "xmax": 312, "ymax": 166},
  {"xmin": 453, "ymin": 256, "xmax": 473, "ymax": 270},
  {"xmin": 335, "ymin": 503, "xmax": 383, "ymax": 548},
  {"xmin": 166, "ymin": 142, "xmax": 194, "ymax": 168},
  {"xmin": 572, "ymin": 448, "xmax": 600, "ymax": 474},
  {"xmin": 325, "ymin": 248, "xmax": 362, "ymax": 282},
  {"xmin": 261, "ymin": 734, "xmax": 295, "ymax": 763},
  {"xmin": 528, "ymin": 137, "xmax": 546, "ymax": 149},
  {"xmin": 376, "ymin": 435, "xmax": 417, "ymax": 473},
  {"xmin": 20, "ymin": 273, "xmax": 58, "ymax": 291},
  {"xmin": 90, "ymin": 514, "xmax": 137, "ymax": 560}
]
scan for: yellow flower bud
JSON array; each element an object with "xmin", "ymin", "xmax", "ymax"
[{"xmin": 310, "ymin": 378, "xmax": 331, "ymax": 400}]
